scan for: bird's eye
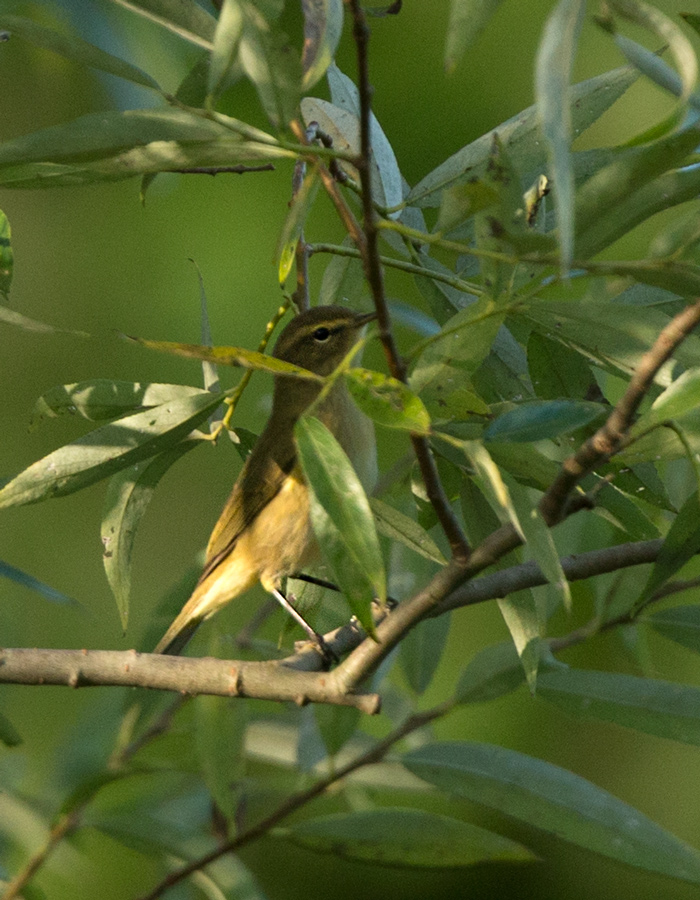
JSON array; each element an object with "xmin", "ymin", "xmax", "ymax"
[{"xmin": 313, "ymin": 326, "xmax": 331, "ymax": 342}]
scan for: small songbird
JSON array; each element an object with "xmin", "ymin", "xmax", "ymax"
[{"xmin": 153, "ymin": 305, "xmax": 377, "ymax": 656}]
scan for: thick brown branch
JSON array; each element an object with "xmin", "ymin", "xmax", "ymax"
[
  {"xmin": 540, "ymin": 298, "xmax": 700, "ymax": 524},
  {"xmin": 0, "ymin": 648, "xmax": 379, "ymax": 714}
]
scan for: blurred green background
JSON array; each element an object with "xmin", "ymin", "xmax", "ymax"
[{"xmin": 2, "ymin": 1, "xmax": 700, "ymax": 898}]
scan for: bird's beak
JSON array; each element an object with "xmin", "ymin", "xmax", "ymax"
[{"xmin": 356, "ymin": 311, "xmax": 378, "ymax": 327}]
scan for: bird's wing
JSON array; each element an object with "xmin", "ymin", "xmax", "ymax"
[{"xmin": 198, "ymin": 432, "xmax": 297, "ymax": 583}]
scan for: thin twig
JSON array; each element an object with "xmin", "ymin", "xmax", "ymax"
[
  {"xmin": 344, "ymin": 0, "xmax": 470, "ymax": 562},
  {"xmin": 169, "ymin": 164, "xmax": 275, "ymax": 175},
  {"xmin": 136, "ymin": 698, "xmax": 453, "ymax": 900}
]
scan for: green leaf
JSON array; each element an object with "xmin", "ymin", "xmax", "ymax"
[
  {"xmin": 313, "ymin": 704, "xmax": 361, "ymax": 758},
  {"xmin": 403, "ymin": 741, "xmax": 700, "ymax": 883},
  {"xmin": 370, "ymin": 498, "xmax": 448, "ymax": 565},
  {"xmin": 484, "ymin": 400, "xmax": 605, "ymax": 443},
  {"xmin": 400, "ymin": 611, "xmax": 451, "ymax": 694},
  {"xmin": 639, "ymin": 491, "xmax": 700, "ymax": 604},
  {"xmin": 301, "ymin": 0, "xmax": 344, "ymax": 89},
  {"xmin": 575, "ymin": 129, "xmax": 700, "ymax": 259},
  {"xmin": 345, "ymin": 368, "xmax": 431, "ymax": 434},
  {"xmin": 276, "ymin": 168, "xmax": 321, "ymax": 285},
  {"xmin": 108, "ymin": 0, "xmax": 217, "ymax": 49},
  {"xmin": 459, "ymin": 440, "xmax": 523, "ymax": 535},
  {"xmin": 207, "ymin": 0, "xmax": 244, "ymax": 99},
  {"xmin": 497, "ymin": 590, "xmax": 542, "ymax": 691},
  {"xmin": 327, "ymin": 64, "xmax": 404, "ymax": 215},
  {"xmin": 295, "ymin": 416, "xmax": 385, "ymax": 635},
  {"xmin": 195, "ymin": 688, "xmax": 247, "ymax": 825},
  {"xmin": 0, "ymin": 108, "xmax": 292, "ymax": 188},
  {"xmin": 508, "ymin": 478, "xmax": 571, "ymax": 613},
  {"xmin": 319, "ymin": 237, "xmax": 366, "ymax": 306},
  {"xmin": 0, "ymin": 559, "xmax": 77, "ymax": 606},
  {"xmin": 435, "ymin": 180, "xmax": 500, "ymax": 234},
  {"xmin": 456, "ymin": 640, "xmax": 526, "ymax": 704},
  {"xmin": 539, "ymin": 667, "xmax": 700, "ymax": 746},
  {"xmin": 606, "ymin": 0, "xmax": 697, "ymax": 101},
  {"xmin": 30, "ymin": 380, "xmax": 208, "ymax": 428},
  {"xmin": 0, "ymin": 391, "xmax": 223, "ymax": 508},
  {"xmin": 523, "ymin": 299, "xmax": 700, "ymax": 379},
  {"xmin": 102, "ymin": 444, "xmax": 195, "ymax": 630},
  {"xmin": 131, "ymin": 336, "xmax": 322, "ymax": 380},
  {"xmin": 0, "ymin": 303, "xmax": 89, "ymax": 336},
  {"xmin": 0, "ymin": 208, "xmax": 12, "ymax": 298},
  {"xmin": 274, "ymin": 808, "xmax": 534, "ymax": 867},
  {"xmin": 648, "ymin": 605, "xmax": 700, "ymax": 654},
  {"xmin": 444, "ymin": 0, "xmax": 506, "ymax": 73},
  {"xmin": 239, "ymin": 11, "xmax": 301, "ymax": 129},
  {"xmin": 0, "ymin": 13, "xmax": 160, "ymax": 91},
  {"xmin": 535, "ymin": 0, "xmax": 585, "ymax": 271},
  {"xmin": 633, "ymin": 368, "xmax": 700, "ymax": 434},
  {"xmin": 410, "ymin": 297, "xmax": 505, "ymax": 396},
  {"xmin": 408, "ymin": 65, "xmax": 637, "ymax": 207},
  {"xmin": 0, "ymin": 711, "xmax": 22, "ymax": 747},
  {"xmin": 527, "ymin": 332, "xmax": 594, "ymax": 400}
]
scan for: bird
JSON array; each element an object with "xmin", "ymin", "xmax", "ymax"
[{"xmin": 153, "ymin": 304, "xmax": 377, "ymax": 656}]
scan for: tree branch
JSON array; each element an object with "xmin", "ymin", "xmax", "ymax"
[
  {"xmin": 539, "ymin": 298, "xmax": 700, "ymax": 524},
  {"xmin": 344, "ymin": 0, "xmax": 470, "ymax": 562}
]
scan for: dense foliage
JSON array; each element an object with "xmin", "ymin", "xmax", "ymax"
[{"xmin": 3, "ymin": 1, "xmax": 700, "ymax": 898}]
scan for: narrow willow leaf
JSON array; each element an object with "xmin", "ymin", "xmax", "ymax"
[
  {"xmin": 346, "ymin": 368, "xmax": 431, "ymax": 434},
  {"xmin": 648, "ymin": 605, "xmax": 700, "ymax": 654},
  {"xmin": 0, "ymin": 303, "xmax": 89, "ymax": 336},
  {"xmin": 0, "ymin": 711, "xmax": 22, "ymax": 747},
  {"xmin": 535, "ymin": 0, "xmax": 585, "ymax": 271},
  {"xmin": 575, "ymin": 128, "xmax": 699, "ymax": 258},
  {"xmin": 484, "ymin": 400, "xmax": 605, "ymax": 443},
  {"xmin": 523, "ymin": 299, "xmax": 700, "ymax": 378},
  {"xmin": 410, "ymin": 297, "xmax": 504, "ymax": 394},
  {"xmin": 497, "ymin": 590, "xmax": 542, "ymax": 691},
  {"xmin": 313, "ymin": 704, "xmax": 361, "ymax": 758},
  {"xmin": 0, "ymin": 208, "xmax": 12, "ymax": 297},
  {"xmin": 301, "ymin": 0, "xmax": 344, "ymax": 89},
  {"xmin": 539, "ymin": 668, "xmax": 700, "ymax": 746},
  {"xmin": 460, "ymin": 440, "xmax": 523, "ymax": 535},
  {"xmin": 607, "ymin": 0, "xmax": 697, "ymax": 100},
  {"xmin": 444, "ymin": 0, "xmax": 506, "ymax": 73},
  {"xmin": 401, "ymin": 611, "xmax": 451, "ymax": 695},
  {"xmin": 403, "ymin": 741, "xmax": 700, "ymax": 883},
  {"xmin": 0, "ymin": 392, "xmax": 222, "ymax": 508},
  {"xmin": 207, "ymin": 0, "xmax": 244, "ymax": 98},
  {"xmin": 275, "ymin": 808, "xmax": 534, "ymax": 867},
  {"xmin": 487, "ymin": 442, "xmax": 561, "ymax": 491},
  {"xmin": 633, "ymin": 369, "xmax": 700, "ymax": 434},
  {"xmin": 276, "ymin": 168, "xmax": 320, "ymax": 284},
  {"xmin": 108, "ymin": 0, "xmax": 217, "ymax": 49},
  {"xmin": 326, "ymin": 64, "xmax": 403, "ymax": 215},
  {"xmin": 131, "ymin": 336, "xmax": 322, "ymax": 380},
  {"xmin": 0, "ymin": 13, "xmax": 160, "ymax": 91},
  {"xmin": 239, "ymin": 13, "xmax": 301, "ymax": 129},
  {"xmin": 527, "ymin": 332, "xmax": 594, "ymax": 401},
  {"xmin": 30, "ymin": 380, "xmax": 208, "ymax": 428},
  {"xmin": 0, "ymin": 559, "xmax": 77, "ymax": 606},
  {"xmin": 370, "ymin": 498, "xmax": 447, "ymax": 564},
  {"xmin": 508, "ymin": 479, "xmax": 571, "ymax": 613},
  {"xmin": 639, "ymin": 491, "xmax": 700, "ymax": 604},
  {"xmin": 195, "ymin": 687, "xmax": 247, "ymax": 825},
  {"xmin": 408, "ymin": 66, "xmax": 636, "ymax": 207},
  {"xmin": 456, "ymin": 641, "xmax": 526, "ymax": 704},
  {"xmin": 319, "ymin": 237, "xmax": 366, "ymax": 306},
  {"xmin": 295, "ymin": 416, "xmax": 385, "ymax": 635},
  {"xmin": 102, "ymin": 444, "xmax": 195, "ymax": 630}
]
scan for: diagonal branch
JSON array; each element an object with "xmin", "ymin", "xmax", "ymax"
[{"xmin": 539, "ymin": 297, "xmax": 700, "ymax": 524}]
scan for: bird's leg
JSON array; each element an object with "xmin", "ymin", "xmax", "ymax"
[{"xmin": 271, "ymin": 588, "xmax": 336, "ymax": 666}]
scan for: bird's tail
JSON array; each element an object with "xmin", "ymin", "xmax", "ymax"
[{"xmin": 153, "ymin": 613, "xmax": 204, "ymax": 655}]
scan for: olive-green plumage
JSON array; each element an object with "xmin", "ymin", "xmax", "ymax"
[{"xmin": 154, "ymin": 305, "xmax": 376, "ymax": 655}]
